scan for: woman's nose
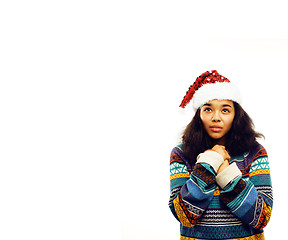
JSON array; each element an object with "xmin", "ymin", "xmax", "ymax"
[{"xmin": 212, "ymin": 111, "xmax": 221, "ymax": 122}]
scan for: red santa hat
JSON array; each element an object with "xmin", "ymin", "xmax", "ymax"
[{"xmin": 180, "ymin": 70, "xmax": 242, "ymax": 110}]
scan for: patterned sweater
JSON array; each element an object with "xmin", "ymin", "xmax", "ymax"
[{"xmin": 169, "ymin": 144, "xmax": 273, "ymax": 240}]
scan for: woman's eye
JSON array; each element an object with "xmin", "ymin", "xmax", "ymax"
[
  {"xmin": 222, "ymin": 109, "xmax": 230, "ymax": 113},
  {"xmin": 204, "ymin": 108, "xmax": 212, "ymax": 112}
]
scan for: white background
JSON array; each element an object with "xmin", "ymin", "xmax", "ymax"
[{"xmin": 0, "ymin": 1, "xmax": 287, "ymax": 239}]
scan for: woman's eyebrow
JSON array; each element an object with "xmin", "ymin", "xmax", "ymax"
[
  {"xmin": 203, "ymin": 103, "xmax": 212, "ymax": 106},
  {"xmin": 222, "ymin": 104, "xmax": 232, "ymax": 108}
]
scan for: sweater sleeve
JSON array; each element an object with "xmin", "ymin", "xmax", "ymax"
[
  {"xmin": 218, "ymin": 146, "xmax": 273, "ymax": 230},
  {"xmin": 168, "ymin": 146, "xmax": 224, "ymax": 227}
]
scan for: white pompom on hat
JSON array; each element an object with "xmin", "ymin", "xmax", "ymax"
[{"xmin": 180, "ymin": 70, "xmax": 242, "ymax": 110}]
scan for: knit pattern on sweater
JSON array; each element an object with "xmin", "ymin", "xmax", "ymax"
[{"xmin": 168, "ymin": 145, "xmax": 273, "ymax": 240}]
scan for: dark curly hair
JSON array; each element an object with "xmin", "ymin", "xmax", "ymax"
[{"xmin": 182, "ymin": 102, "xmax": 263, "ymax": 165}]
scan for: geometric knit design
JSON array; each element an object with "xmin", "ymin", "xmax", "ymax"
[
  {"xmin": 170, "ymin": 161, "xmax": 188, "ymax": 175},
  {"xmin": 169, "ymin": 145, "xmax": 273, "ymax": 240},
  {"xmin": 250, "ymin": 157, "xmax": 270, "ymax": 171},
  {"xmin": 180, "ymin": 232, "xmax": 265, "ymax": 240},
  {"xmin": 192, "ymin": 164, "xmax": 215, "ymax": 186}
]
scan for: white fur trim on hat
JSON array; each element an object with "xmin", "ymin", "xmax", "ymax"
[{"xmin": 192, "ymin": 82, "xmax": 242, "ymax": 110}]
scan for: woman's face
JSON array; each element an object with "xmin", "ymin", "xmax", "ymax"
[{"xmin": 200, "ymin": 99, "xmax": 235, "ymax": 145}]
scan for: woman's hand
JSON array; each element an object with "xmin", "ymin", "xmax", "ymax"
[
  {"xmin": 210, "ymin": 145, "xmax": 231, "ymax": 174},
  {"xmin": 217, "ymin": 160, "xmax": 230, "ymax": 174},
  {"xmin": 211, "ymin": 145, "xmax": 231, "ymax": 161}
]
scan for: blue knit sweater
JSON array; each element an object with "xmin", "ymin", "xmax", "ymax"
[{"xmin": 169, "ymin": 144, "xmax": 273, "ymax": 240}]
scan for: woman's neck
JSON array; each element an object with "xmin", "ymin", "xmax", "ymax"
[{"xmin": 215, "ymin": 137, "xmax": 226, "ymax": 146}]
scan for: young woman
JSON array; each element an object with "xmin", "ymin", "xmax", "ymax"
[{"xmin": 169, "ymin": 70, "xmax": 273, "ymax": 240}]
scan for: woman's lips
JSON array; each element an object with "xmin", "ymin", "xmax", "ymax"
[{"xmin": 210, "ymin": 125, "xmax": 222, "ymax": 132}]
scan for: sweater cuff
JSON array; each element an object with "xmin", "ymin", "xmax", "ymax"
[
  {"xmin": 196, "ymin": 151, "xmax": 224, "ymax": 173},
  {"xmin": 216, "ymin": 162, "xmax": 242, "ymax": 189}
]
